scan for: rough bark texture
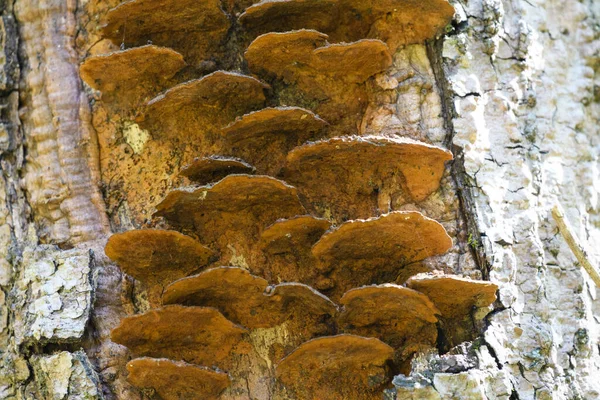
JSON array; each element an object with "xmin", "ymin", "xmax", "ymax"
[{"xmin": 0, "ymin": 0, "xmax": 598, "ymax": 399}]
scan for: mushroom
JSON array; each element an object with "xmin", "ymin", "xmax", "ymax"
[
  {"xmin": 179, "ymin": 156, "xmax": 256, "ymax": 185},
  {"xmin": 101, "ymin": 0, "xmax": 231, "ymax": 67},
  {"xmin": 282, "ymin": 135, "xmax": 453, "ymax": 220},
  {"xmin": 154, "ymin": 175, "xmax": 306, "ymax": 261},
  {"xmin": 240, "ymin": 0, "xmax": 455, "ymax": 52},
  {"xmin": 79, "ymin": 45, "xmax": 185, "ymax": 112},
  {"xmin": 338, "ymin": 284, "xmax": 440, "ymax": 370},
  {"xmin": 276, "ymin": 334, "xmax": 394, "ymax": 400},
  {"xmin": 245, "ymin": 30, "xmax": 392, "ymax": 133},
  {"xmin": 256, "ymin": 215, "xmax": 331, "ymax": 282},
  {"xmin": 163, "ymin": 266, "xmax": 337, "ymax": 331},
  {"xmin": 310, "ymin": 211, "xmax": 452, "ymax": 300},
  {"xmin": 105, "ymin": 229, "xmax": 216, "ymax": 287},
  {"xmin": 220, "ymin": 107, "xmax": 328, "ymax": 174},
  {"xmin": 126, "ymin": 358, "xmax": 230, "ymax": 400},
  {"xmin": 137, "ymin": 71, "xmax": 269, "ymax": 143},
  {"xmin": 111, "ymin": 305, "xmax": 249, "ymax": 369},
  {"xmin": 406, "ymin": 273, "xmax": 498, "ymax": 348}
]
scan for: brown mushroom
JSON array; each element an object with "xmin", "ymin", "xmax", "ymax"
[
  {"xmin": 245, "ymin": 30, "xmax": 392, "ymax": 133},
  {"xmin": 256, "ymin": 215, "xmax": 330, "ymax": 282},
  {"xmin": 240, "ymin": 0, "xmax": 455, "ymax": 52},
  {"xmin": 311, "ymin": 211, "xmax": 452, "ymax": 300},
  {"xmin": 154, "ymin": 175, "xmax": 306, "ymax": 260},
  {"xmin": 126, "ymin": 358, "xmax": 230, "ymax": 400},
  {"xmin": 79, "ymin": 45, "xmax": 185, "ymax": 112},
  {"xmin": 220, "ymin": 107, "xmax": 328, "ymax": 174},
  {"xmin": 276, "ymin": 334, "xmax": 394, "ymax": 400},
  {"xmin": 179, "ymin": 156, "xmax": 256, "ymax": 185},
  {"xmin": 105, "ymin": 229, "xmax": 216, "ymax": 287},
  {"xmin": 101, "ymin": 0, "xmax": 231, "ymax": 66},
  {"xmin": 111, "ymin": 305, "xmax": 249, "ymax": 369},
  {"xmin": 138, "ymin": 71, "xmax": 269, "ymax": 143},
  {"xmin": 406, "ymin": 273, "xmax": 498, "ymax": 348},
  {"xmin": 282, "ymin": 135, "xmax": 453, "ymax": 220},
  {"xmin": 162, "ymin": 267, "xmax": 337, "ymax": 331},
  {"xmin": 338, "ymin": 284, "xmax": 440, "ymax": 368}
]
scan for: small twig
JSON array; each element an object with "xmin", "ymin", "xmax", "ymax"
[{"xmin": 551, "ymin": 204, "xmax": 600, "ymax": 287}]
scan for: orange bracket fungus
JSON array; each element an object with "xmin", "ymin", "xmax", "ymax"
[
  {"xmin": 256, "ymin": 215, "xmax": 331, "ymax": 282},
  {"xmin": 101, "ymin": 0, "xmax": 231, "ymax": 67},
  {"xmin": 338, "ymin": 284, "xmax": 440, "ymax": 370},
  {"xmin": 154, "ymin": 175, "xmax": 305, "ymax": 258},
  {"xmin": 179, "ymin": 156, "xmax": 256, "ymax": 185},
  {"xmin": 138, "ymin": 71, "xmax": 269, "ymax": 143},
  {"xmin": 105, "ymin": 229, "xmax": 216, "ymax": 287},
  {"xmin": 220, "ymin": 107, "xmax": 328, "ymax": 174},
  {"xmin": 111, "ymin": 305, "xmax": 248, "ymax": 369},
  {"xmin": 126, "ymin": 358, "xmax": 230, "ymax": 400},
  {"xmin": 276, "ymin": 334, "xmax": 395, "ymax": 400},
  {"xmin": 163, "ymin": 266, "xmax": 337, "ymax": 332},
  {"xmin": 240, "ymin": 0, "xmax": 455, "ymax": 52},
  {"xmin": 245, "ymin": 30, "xmax": 392, "ymax": 132},
  {"xmin": 79, "ymin": 45, "xmax": 185, "ymax": 112},
  {"xmin": 311, "ymin": 211, "xmax": 452, "ymax": 300},
  {"xmin": 283, "ymin": 135, "xmax": 454, "ymax": 219}
]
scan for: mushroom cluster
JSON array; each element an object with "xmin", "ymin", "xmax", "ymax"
[{"xmin": 83, "ymin": 0, "xmax": 499, "ymax": 398}]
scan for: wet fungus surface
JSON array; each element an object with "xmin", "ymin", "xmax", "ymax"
[
  {"xmin": 311, "ymin": 211, "xmax": 452, "ymax": 300},
  {"xmin": 276, "ymin": 334, "xmax": 395, "ymax": 400},
  {"xmin": 245, "ymin": 30, "xmax": 392, "ymax": 132},
  {"xmin": 126, "ymin": 358, "xmax": 230, "ymax": 400},
  {"xmin": 179, "ymin": 156, "xmax": 256, "ymax": 185},
  {"xmin": 283, "ymin": 135, "xmax": 454, "ymax": 220},
  {"xmin": 220, "ymin": 107, "xmax": 329, "ymax": 174},
  {"xmin": 111, "ymin": 305, "xmax": 249, "ymax": 369},
  {"xmin": 240, "ymin": 0, "xmax": 455, "ymax": 52},
  {"xmin": 79, "ymin": 45, "xmax": 185, "ymax": 112},
  {"xmin": 138, "ymin": 71, "xmax": 269, "ymax": 144},
  {"xmin": 101, "ymin": 0, "xmax": 231, "ymax": 67}
]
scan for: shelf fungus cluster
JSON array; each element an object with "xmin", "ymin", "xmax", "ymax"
[{"xmin": 84, "ymin": 0, "xmax": 500, "ymax": 398}]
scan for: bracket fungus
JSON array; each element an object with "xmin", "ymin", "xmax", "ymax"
[
  {"xmin": 406, "ymin": 274, "xmax": 498, "ymax": 348},
  {"xmin": 105, "ymin": 229, "xmax": 216, "ymax": 287},
  {"xmin": 220, "ymin": 107, "xmax": 328, "ymax": 174},
  {"xmin": 101, "ymin": 0, "xmax": 231, "ymax": 66},
  {"xmin": 283, "ymin": 135, "xmax": 454, "ymax": 219},
  {"xmin": 338, "ymin": 284, "xmax": 440, "ymax": 367},
  {"xmin": 126, "ymin": 358, "xmax": 230, "ymax": 400},
  {"xmin": 154, "ymin": 175, "xmax": 306, "ymax": 259},
  {"xmin": 256, "ymin": 215, "xmax": 331, "ymax": 282},
  {"xmin": 311, "ymin": 211, "xmax": 452, "ymax": 300},
  {"xmin": 163, "ymin": 267, "xmax": 337, "ymax": 332},
  {"xmin": 240, "ymin": 0, "xmax": 455, "ymax": 52},
  {"xmin": 111, "ymin": 305, "xmax": 249, "ymax": 369},
  {"xmin": 179, "ymin": 156, "xmax": 256, "ymax": 185},
  {"xmin": 79, "ymin": 45, "xmax": 185, "ymax": 112},
  {"xmin": 276, "ymin": 334, "xmax": 394, "ymax": 400},
  {"xmin": 245, "ymin": 30, "xmax": 392, "ymax": 132},
  {"xmin": 138, "ymin": 71, "xmax": 269, "ymax": 143}
]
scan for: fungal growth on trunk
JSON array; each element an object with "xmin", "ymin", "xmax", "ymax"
[
  {"xmin": 79, "ymin": 45, "xmax": 185, "ymax": 112},
  {"xmin": 84, "ymin": 0, "xmax": 501, "ymax": 397},
  {"xmin": 179, "ymin": 156, "xmax": 256, "ymax": 185},
  {"xmin": 126, "ymin": 358, "xmax": 230, "ymax": 400}
]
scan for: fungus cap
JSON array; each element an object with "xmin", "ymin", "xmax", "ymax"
[
  {"xmin": 104, "ymin": 229, "xmax": 216, "ymax": 286},
  {"xmin": 79, "ymin": 46, "xmax": 185, "ymax": 111},
  {"xmin": 276, "ymin": 334, "xmax": 394, "ymax": 400},
  {"xmin": 406, "ymin": 273, "xmax": 498, "ymax": 318},
  {"xmin": 259, "ymin": 215, "xmax": 331, "ymax": 255},
  {"xmin": 126, "ymin": 358, "xmax": 230, "ymax": 400},
  {"xmin": 180, "ymin": 156, "xmax": 256, "ymax": 185},
  {"xmin": 111, "ymin": 305, "xmax": 248, "ymax": 368}
]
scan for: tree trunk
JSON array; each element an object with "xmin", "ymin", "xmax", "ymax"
[{"xmin": 0, "ymin": 0, "xmax": 598, "ymax": 399}]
